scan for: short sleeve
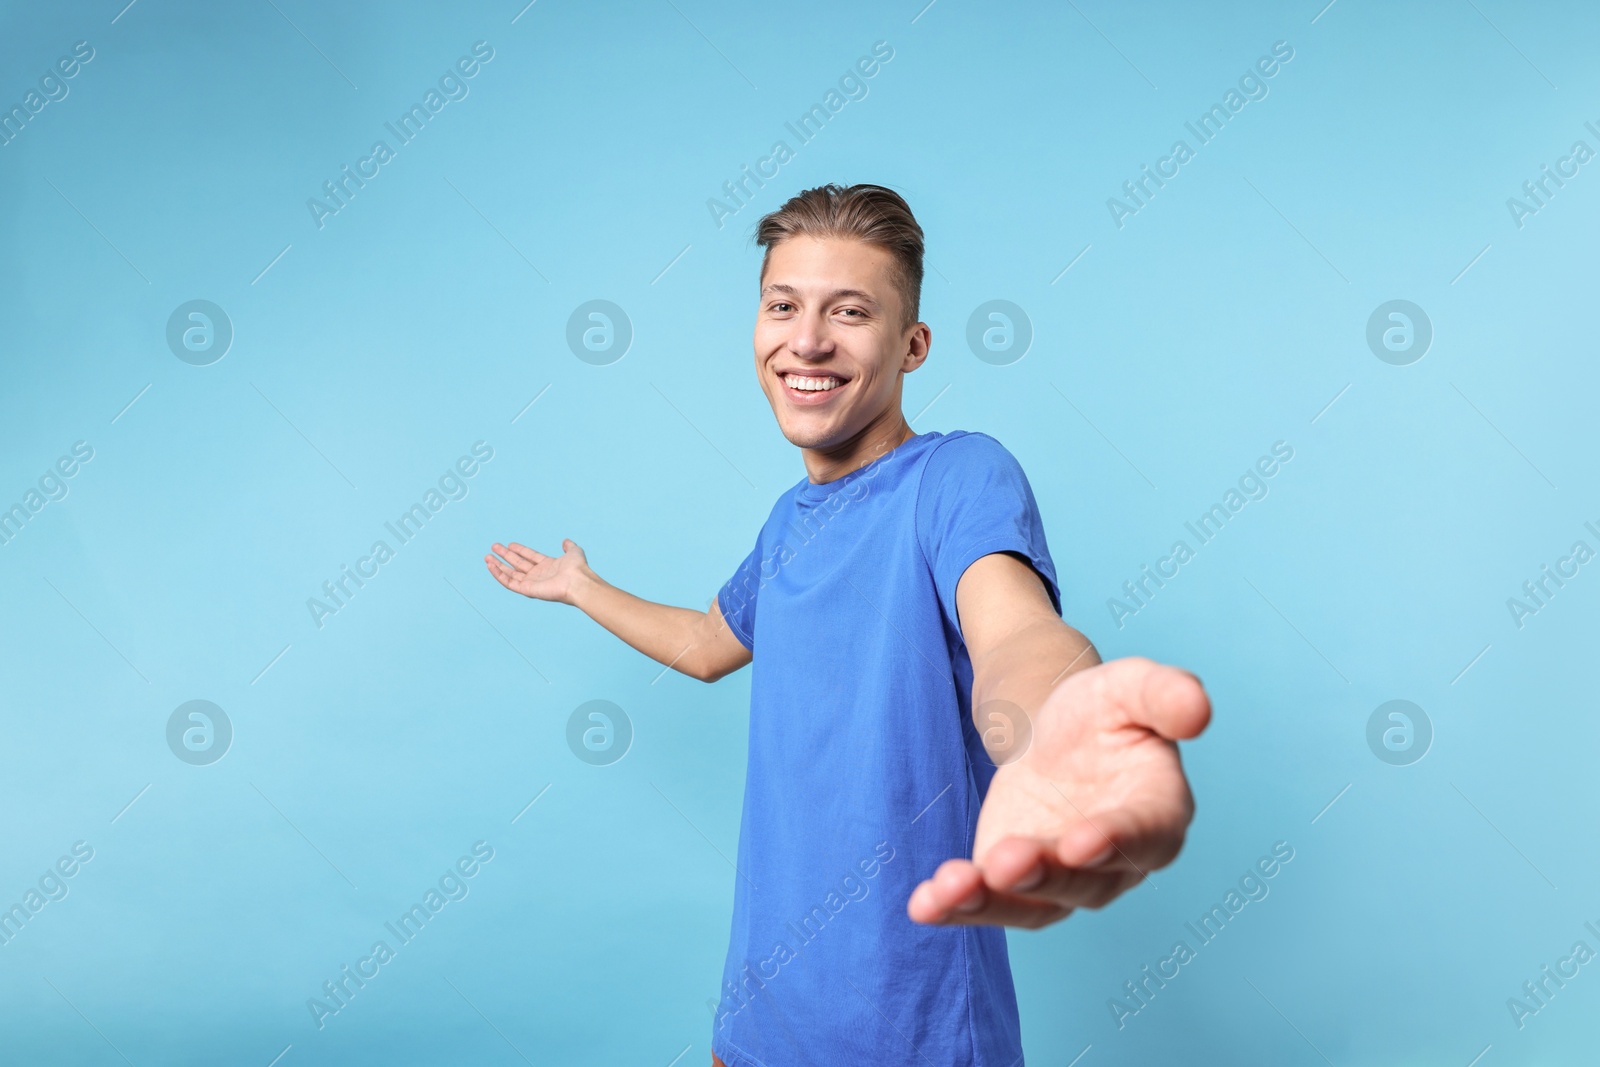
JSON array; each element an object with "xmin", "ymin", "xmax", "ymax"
[
  {"xmin": 716, "ymin": 540, "xmax": 762, "ymax": 651},
  {"xmin": 915, "ymin": 433, "xmax": 1061, "ymax": 641}
]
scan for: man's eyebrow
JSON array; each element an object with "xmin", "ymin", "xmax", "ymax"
[{"xmin": 759, "ymin": 284, "xmax": 881, "ymax": 307}]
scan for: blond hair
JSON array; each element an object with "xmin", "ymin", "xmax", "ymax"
[{"xmin": 754, "ymin": 183, "xmax": 924, "ymax": 331}]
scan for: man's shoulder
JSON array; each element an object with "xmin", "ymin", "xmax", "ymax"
[{"xmin": 918, "ymin": 429, "xmax": 1026, "ymax": 481}]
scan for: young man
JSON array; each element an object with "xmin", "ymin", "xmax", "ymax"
[{"xmin": 486, "ymin": 184, "xmax": 1210, "ymax": 1066}]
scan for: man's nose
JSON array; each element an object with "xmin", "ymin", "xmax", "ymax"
[{"xmin": 788, "ymin": 315, "xmax": 834, "ymax": 359}]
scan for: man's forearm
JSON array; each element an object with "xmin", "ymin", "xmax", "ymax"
[
  {"xmin": 970, "ymin": 618, "xmax": 1100, "ymax": 744},
  {"xmin": 568, "ymin": 567, "xmax": 733, "ymax": 681}
]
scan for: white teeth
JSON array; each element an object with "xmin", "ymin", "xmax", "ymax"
[{"xmin": 785, "ymin": 375, "xmax": 841, "ymax": 392}]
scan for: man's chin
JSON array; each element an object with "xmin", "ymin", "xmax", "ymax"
[
  {"xmin": 777, "ymin": 429, "xmax": 836, "ymax": 451},
  {"xmin": 773, "ymin": 416, "xmax": 848, "ymax": 452}
]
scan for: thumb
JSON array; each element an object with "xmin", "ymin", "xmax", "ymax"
[
  {"xmin": 1137, "ymin": 663, "xmax": 1210, "ymax": 741},
  {"xmin": 1077, "ymin": 657, "xmax": 1210, "ymax": 741}
]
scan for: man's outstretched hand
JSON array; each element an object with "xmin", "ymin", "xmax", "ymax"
[
  {"xmin": 907, "ymin": 657, "xmax": 1209, "ymax": 929},
  {"xmin": 486, "ymin": 539, "xmax": 589, "ymax": 605},
  {"xmin": 485, "ymin": 539, "xmax": 752, "ymax": 683}
]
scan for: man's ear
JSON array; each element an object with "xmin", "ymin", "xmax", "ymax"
[{"xmin": 902, "ymin": 322, "xmax": 931, "ymax": 372}]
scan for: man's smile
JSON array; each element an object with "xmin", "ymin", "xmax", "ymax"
[{"xmin": 777, "ymin": 370, "xmax": 850, "ymax": 403}]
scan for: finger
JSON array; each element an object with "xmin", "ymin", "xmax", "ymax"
[
  {"xmin": 981, "ymin": 835, "xmax": 1112, "ymax": 893},
  {"xmin": 910, "ymin": 866, "xmax": 1074, "ymax": 929},
  {"xmin": 485, "ymin": 545, "xmax": 528, "ymax": 576},
  {"xmin": 487, "ymin": 543, "xmax": 523, "ymax": 570},
  {"xmin": 935, "ymin": 890, "xmax": 1073, "ymax": 929},
  {"xmin": 498, "ymin": 542, "xmax": 548, "ymax": 570},
  {"xmin": 978, "ymin": 836, "xmax": 1142, "ymax": 910},
  {"xmin": 906, "ymin": 858, "xmax": 983, "ymax": 924},
  {"xmin": 1076, "ymin": 657, "xmax": 1210, "ymax": 741},
  {"xmin": 1053, "ymin": 802, "xmax": 1188, "ymax": 876},
  {"xmin": 485, "ymin": 556, "xmax": 520, "ymax": 589},
  {"xmin": 504, "ymin": 541, "xmax": 549, "ymax": 563},
  {"xmin": 1138, "ymin": 662, "xmax": 1210, "ymax": 740}
]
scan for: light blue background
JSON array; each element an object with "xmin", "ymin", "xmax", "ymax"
[{"xmin": 2, "ymin": 1, "xmax": 1596, "ymax": 1064}]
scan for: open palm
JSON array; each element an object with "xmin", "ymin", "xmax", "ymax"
[
  {"xmin": 485, "ymin": 539, "xmax": 588, "ymax": 605},
  {"xmin": 909, "ymin": 657, "xmax": 1209, "ymax": 928}
]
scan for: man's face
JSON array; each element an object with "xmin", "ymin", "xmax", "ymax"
[{"xmin": 754, "ymin": 235, "xmax": 927, "ymax": 451}]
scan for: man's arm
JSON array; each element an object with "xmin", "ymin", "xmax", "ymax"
[
  {"xmin": 960, "ymin": 550, "xmax": 1101, "ymax": 728},
  {"xmin": 486, "ymin": 539, "xmax": 752, "ymax": 683},
  {"xmin": 907, "ymin": 551, "xmax": 1210, "ymax": 928}
]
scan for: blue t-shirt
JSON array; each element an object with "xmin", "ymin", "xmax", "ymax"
[{"xmin": 711, "ymin": 430, "xmax": 1061, "ymax": 1067}]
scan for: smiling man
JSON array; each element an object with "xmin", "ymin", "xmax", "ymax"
[{"xmin": 487, "ymin": 184, "xmax": 1210, "ymax": 1066}]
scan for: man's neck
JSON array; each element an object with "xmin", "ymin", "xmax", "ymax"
[{"xmin": 801, "ymin": 407, "xmax": 915, "ymax": 484}]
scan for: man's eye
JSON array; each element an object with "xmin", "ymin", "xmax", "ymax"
[{"xmin": 839, "ymin": 308, "xmax": 864, "ymax": 318}]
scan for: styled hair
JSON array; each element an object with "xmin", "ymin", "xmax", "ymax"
[{"xmin": 753, "ymin": 184, "xmax": 924, "ymax": 331}]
